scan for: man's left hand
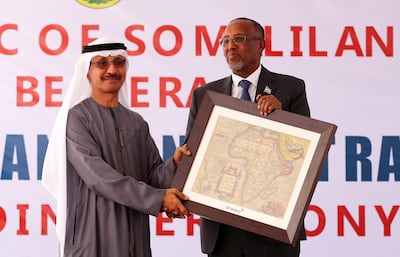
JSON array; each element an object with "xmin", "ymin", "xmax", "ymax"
[{"xmin": 256, "ymin": 94, "xmax": 282, "ymax": 116}]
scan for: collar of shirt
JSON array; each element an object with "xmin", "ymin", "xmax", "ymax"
[{"xmin": 231, "ymin": 65, "xmax": 262, "ymax": 102}]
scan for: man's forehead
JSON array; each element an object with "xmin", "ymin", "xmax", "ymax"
[{"xmin": 223, "ymin": 20, "xmax": 254, "ymax": 36}]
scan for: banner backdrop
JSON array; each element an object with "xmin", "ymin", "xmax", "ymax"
[{"xmin": 1, "ymin": 1, "xmax": 399, "ymax": 256}]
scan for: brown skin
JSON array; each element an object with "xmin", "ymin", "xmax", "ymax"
[
  {"xmin": 87, "ymin": 55, "xmax": 126, "ymax": 107},
  {"xmin": 87, "ymin": 55, "xmax": 191, "ymax": 218},
  {"xmin": 173, "ymin": 144, "xmax": 191, "ymax": 166},
  {"xmin": 222, "ymin": 19, "xmax": 282, "ymax": 115},
  {"xmin": 163, "ymin": 188, "xmax": 190, "ymax": 218}
]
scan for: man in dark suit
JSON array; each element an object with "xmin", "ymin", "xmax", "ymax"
[{"xmin": 185, "ymin": 17, "xmax": 310, "ymax": 257}]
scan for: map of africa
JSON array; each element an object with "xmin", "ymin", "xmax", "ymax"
[{"xmin": 190, "ymin": 115, "xmax": 311, "ymax": 219}]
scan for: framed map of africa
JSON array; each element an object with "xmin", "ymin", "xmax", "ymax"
[{"xmin": 172, "ymin": 91, "xmax": 337, "ymax": 245}]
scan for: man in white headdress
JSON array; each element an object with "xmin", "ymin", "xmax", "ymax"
[{"xmin": 42, "ymin": 38, "xmax": 190, "ymax": 257}]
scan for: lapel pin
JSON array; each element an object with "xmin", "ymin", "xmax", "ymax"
[{"xmin": 263, "ymin": 85, "xmax": 272, "ymax": 95}]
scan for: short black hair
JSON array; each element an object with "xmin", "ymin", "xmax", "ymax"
[{"xmin": 230, "ymin": 17, "xmax": 265, "ymax": 39}]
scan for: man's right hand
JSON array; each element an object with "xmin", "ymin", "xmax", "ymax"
[{"xmin": 162, "ymin": 188, "xmax": 190, "ymax": 218}]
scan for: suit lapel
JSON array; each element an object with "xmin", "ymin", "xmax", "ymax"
[
  {"xmin": 256, "ymin": 66, "xmax": 278, "ymax": 101},
  {"xmin": 220, "ymin": 76, "xmax": 233, "ymax": 95}
]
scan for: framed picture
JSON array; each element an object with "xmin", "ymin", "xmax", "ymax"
[{"xmin": 172, "ymin": 91, "xmax": 337, "ymax": 245}]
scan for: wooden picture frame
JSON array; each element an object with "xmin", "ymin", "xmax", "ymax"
[{"xmin": 172, "ymin": 90, "xmax": 337, "ymax": 245}]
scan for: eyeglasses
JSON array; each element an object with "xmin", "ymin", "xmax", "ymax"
[
  {"xmin": 219, "ymin": 35, "xmax": 262, "ymax": 47},
  {"xmin": 90, "ymin": 58, "xmax": 126, "ymax": 69}
]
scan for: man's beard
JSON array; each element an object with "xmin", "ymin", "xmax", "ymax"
[{"xmin": 228, "ymin": 60, "xmax": 244, "ymax": 72}]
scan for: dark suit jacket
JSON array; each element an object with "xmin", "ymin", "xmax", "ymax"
[{"xmin": 185, "ymin": 65, "xmax": 310, "ymax": 254}]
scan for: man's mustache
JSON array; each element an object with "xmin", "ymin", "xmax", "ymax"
[{"xmin": 102, "ymin": 74, "xmax": 122, "ymax": 80}]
